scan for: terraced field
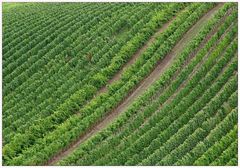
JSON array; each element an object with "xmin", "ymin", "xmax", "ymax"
[{"xmin": 2, "ymin": 2, "xmax": 238, "ymax": 166}]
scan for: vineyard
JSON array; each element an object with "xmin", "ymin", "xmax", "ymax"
[{"xmin": 2, "ymin": 2, "xmax": 238, "ymax": 166}]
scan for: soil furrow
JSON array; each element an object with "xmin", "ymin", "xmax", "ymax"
[
  {"xmin": 165, "ymin": 17, "xmax": 235, "ymax": 106},
  {"xmin": 45, "ymin": 10, "xmax": 180, "ymax": 166},
  {"xmin": 46, "ymin": 4, "xmax": 223, "ymax": 165},
  {"xmin": 98, "ymin": 15, "xmax": 177, "ymax": 93}
]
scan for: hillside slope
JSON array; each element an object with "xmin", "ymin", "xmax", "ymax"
[{"xmin": 2, "ymin": 2, "xmax": 238, "ymax": 166}]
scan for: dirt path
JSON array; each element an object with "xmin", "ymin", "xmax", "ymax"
[
  {"xmin": 162, "ymin": 7, "xmax": 233, "ymax": 106},
  {"xmin": 149, "ymin": 4, "xmax": 230, "ymax": 109},
  {"xmin": 120, "ymin": 5, "xmax": 232, "ymax": 138},
  {"xmin": 45, "ymin": 11, "xmax": 179, "ymax": 166},
  {"xmin": 47, "ymin": 4, "xmax": 223, "ymax": 166},
  {"xmin": 98, "ymin": 15, "xmax": 176, "ymax": 93},
  {"xmin": 107, "ymin": 3, "xmax": 222, "ymax": 115}
]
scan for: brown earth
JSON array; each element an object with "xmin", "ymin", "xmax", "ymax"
[
  {"xmin": 46, "ymin": 3, "xmax": 224, "ymax": 165},
  {"xmin": 98, "ymin": 15, "xmax": 177, "ymax": 93},
  {"xmin": 163, "ymin": 8, "xmax": 234, "ymax": 106}
]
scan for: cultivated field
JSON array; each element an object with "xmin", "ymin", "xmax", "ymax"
[{"xmin": 2, "ymin": 2, "xmax": 238, "ymax": 166}]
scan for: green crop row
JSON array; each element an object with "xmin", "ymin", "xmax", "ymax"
[
  {"xmin": 57, "ymin": 3, "xmax": 236, "ymax": 166},
  {"xmin": 210, "ymin": 135, "xmax": 237, "ymax": 165},
  {"xmin": 3, "ymin": 4, "xmax": 161, "ymax": 143},
  {"xmin": 3, "ymin": 3, "xmax": 185, "ymax": 144},
  {"xmin": 88, "ymin": 11, "xmax": 237, "ymax": 167},
  {"xmin": 3, "ymin": 3, "xmax": 171, "ymax": 116},
  {"xmin": 3, "ymin": 4, "xmax": 115, "ymax": 79},
  {"xmin": 157, "ymin": 91, "xmax": 237, "ymax": 165},
  {"xmin": 175, "ymin": 108, "xmax": 238, "ymax": 165},
  {"xmin": 113, "ymin": 36, "xmax": 238, "ymax": 166},
  {"xmin": 3, "ymin": 3, "xmax": 214, "ymax": 165},
  {"xmin": 2, "ymin": 3, "xmax": 188, "ymax": 163},
  {"xmin": 140, "ymin": 73, "xmax": 237, "ymax": 165},
  {"xmin": 3, "ymin": 4, "xmax": 93, "ymax": 56},
  {"xmin": 194, "ymin": 124, "xmax": 237, "ymax": 165},
  {"xmin": 130, "ymin": 37, "xmax": 238, "ymax": 166},
  {"xmin": 3, "ymin": 4, "xmax": 143, "ymax": 97},
  {"xmin": 225, "ymin": 146, "xmax": 238, "ymax": 166}
]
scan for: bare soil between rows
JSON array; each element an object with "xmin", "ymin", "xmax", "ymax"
[{"xmin": 46, "ymin": 3, "xmax": 223, "ymax": 165}]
